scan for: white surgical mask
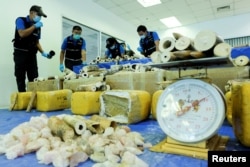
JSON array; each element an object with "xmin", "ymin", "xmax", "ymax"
[
  {"xmin": 33, "ymin": 15, "xmax": 41, "ymax": 23},
  {"xmin": 110, "ymin": 45, "xmax": 115, "ymax": 49},
  {"xmin": 140, "ymin": 35, "xmax": 146, "ymax": 39}
]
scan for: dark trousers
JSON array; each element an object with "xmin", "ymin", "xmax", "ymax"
[
  {"xmin": 13, "ymin": 49, "xmax": 38, "ymax": 92},
  {"xmin": 65, "ymin": 59, "xmax": 82, "ymax": 71}
]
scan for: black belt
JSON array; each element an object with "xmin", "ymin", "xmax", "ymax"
[
  {"xmin": 65, "ymin": 57, "xmax": 81, "ymax": 61},
  {"xmin": 14, "ymin": 47, "xmax": 29, "ymax": 52}
]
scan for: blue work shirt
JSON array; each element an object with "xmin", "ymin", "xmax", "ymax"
[
  {"xmin": 105, "ymin": 44, "xmax": 125, "ymax": 58},
  {"xmin": 139, "ymin": 31, "xmax": 160, "ymax": 51},
  {"xmin": 61, "ymin": 36, "xmax": 86, "ymax": 51},
  {"xmin": 16, "ymin": 16, "xmax": 41, "ymax": 39}
]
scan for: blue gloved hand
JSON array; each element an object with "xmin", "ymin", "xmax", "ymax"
[
  {"xmin": 59, "ymin": 64, "xmax": 64, "ymax": 72},
  {"xmin": 41, "ymin": 52, "xmax": 48, "ymax": 58},
  {"xmin": 82, "ymin": 61, "xmax": 88, "ymax": 66},
  {"xmin": 34, "ymin": 22, "xmax": 43, "ymax": 28},
  {"xmin": 127, "ymin": 44, "xmax": 131, "ymax": 50},
  {"xmin": 137, "ymin": 47, "xmax": 143, "ymax": 52}
]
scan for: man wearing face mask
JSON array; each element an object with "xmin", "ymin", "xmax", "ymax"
[
  {"xmin": 137, "ymin": 25, "xmax": 160, "ymax": 57},
  {"xmin": 104, "ymin": 37, "xmax": 125, "ymax": 59},
  {"xmin": 59, "ymin": 26, "xmax": 87, "ymax": 72},
  {"xmin": 12, "ymin": 5, "xmax": 49, "ymax": 92}
]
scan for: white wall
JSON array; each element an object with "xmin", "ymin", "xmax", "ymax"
[
  {"xmin": 1, "ymin": 0, "xmax": 250, "ymax": 108},
  {"xmin": 158, "ymin": 12, "xmax": 250, "ymax": 39},
  {"xmin": 0, "ymin": 0, "xmax": 138, "ymax": 108}
]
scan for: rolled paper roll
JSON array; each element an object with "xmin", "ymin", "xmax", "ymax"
[
  {"xmin": 105, "ymin": 85, "xmax": 111, "ymax": 91},
  {"xmin": 47, "ymin": 75, "xmax": 59, "ymax": 80},
  {"xmin": 213, "ymin": 42, "xmax": 232, "ymax": 57},
  {"xmin": 133, "ymin": 54, "xmax": 145, "ymax": 59},
  {"xmin": 74, "ymin": 115, "xmax": 103, "ymax": 134},
  {"xmin": 172, "ymin": 32, "xmax": 183, "ymax": 40},
  {"xmin": 77, "ymin": 84, "xmax": 97, "ymax": 92},
  {"xmin": 64, "ymin": 75, "xmax": 70, "ymax": 80},
  {"xmin": 175, "ymin": 36, "xmax": 194, "ymax": 51},
  {"xmin": 160, "ymin": 50, "xmax": 175, "ymax": 63},
  {"xmin": 64, "ymin": 68, "xmax": 73, "ymax": 75},
  {"xmin": 81, "ymin": 72, "xmax": 89, "ymax": 78},
  {"xmin": 159, "ymin": 37, "xmax": 176, "ymax": 52},
  {"xmin": 190, "ymin": 51, "xmax": 206, "ymax": 58},
  {"xmin": 130, "ymin": 64, "xmax": 137, "ymax": 71},
  {"xmin": 110, "ymin": 65, "xmax": 123, "ymax": 71},
  {"xmin": 234, "ymin": 55, "xmax": 249, "ymax": 66},
  {"xmin": 173, "ymin": 50, "xmax": 192, "ymax": 59},
  {"xmin": 194, "ymin": 30, "xmax": 223, "ymax": 51},
  {"xmin": 82, "ymin": 65, "xmax": 99, "ymax": 72},
  {"xmin": 150, "ymin": 51, "xmax": 162, "ymax": 63},
  {"xmin": 95, "ymin": 81, "xmax": 104, "ymax": 88},
  {"xmin": 96, "ymin": 56, "xmax": 101, "ymax": 61},
  {"xmin": 90, "ymin": 115, "xmax": 117, "ymax": 130},
  {"xmin": 48, "ymin": 116, "xmax": 75, "ymax": 141},
  {"xmin": 34, "ymin": 77, "xmax": 45, "ymax": 82},
  {"xmin": 63, "ymin": 115, "xmax": 87, "ymax": 135},
  {"xmin": 64, "ymin": 72, "xmax": 76, "ymax": 80}
]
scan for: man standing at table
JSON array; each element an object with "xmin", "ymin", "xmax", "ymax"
[
  {"xmin": 137, "ymin": 25, "xmax": 160, "ymax": 57},
  {"xmin": 59, "ymin": 25, "xmax": 87, "ymax": 72},
  {"xmin": 12, "ymin": 5, "xmax": 49, "ymax": 92}
]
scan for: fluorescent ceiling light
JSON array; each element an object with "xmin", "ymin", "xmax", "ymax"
[
  {"xmin": 160, "ymin": 16, "xmax": 182, "ymax": 28},
  {"xmin": 137, "ymin": 0, "xmax": 162, "ymax": 7}
]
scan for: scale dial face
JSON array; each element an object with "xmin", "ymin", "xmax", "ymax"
[{"xmin": 157, "ymin": 79, "xmax": 225, "ymax": 143}]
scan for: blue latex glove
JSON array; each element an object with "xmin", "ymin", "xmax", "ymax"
[
  {"xmin": 82, "ymin": 61, "xmax": 87, "ymax": 66},
  {"xmin": 59, "ymin": 64, "xmax": 64, "ymax": 72},
  {"xmin": 137, "ymin": 47, "xmax": 143, "ymax": 52},
  {"xmin": 127, "ymin": 44, "xmax": 131, "ymax": 50},
  {"xmin": 41, "ymin": 52, "xmax": 48, "ymax": 58},
  {"xmin": 34, "ymin": 22, "xmax": 43, "ymax": 28}
]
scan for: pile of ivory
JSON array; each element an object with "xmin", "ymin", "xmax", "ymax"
[
  {"xmin": 92, "ymin": 54, "xmax": 145, "ymax": 64},
  {"xmin": 33, "ymin": 76, "xmax": 59, "ymax": 82},
  {"xmin": 63, "ymin": 67, "xmax": 110, "ymax": 80},
  {"xmin": 76, "ymin": 81, "xmax": 110, "ymax": 92},
  {"xmin": 151, "ymin": 30, "xmax": 232, "ymax": 64},
  {"xmin": 78, "ymin": 64, "xmax": 125, "ymax": 78},
  {"xmin": 0, "ymin": 114, "xmax": 151, "ymax": 167}
]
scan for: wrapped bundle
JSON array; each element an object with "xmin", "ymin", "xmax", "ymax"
[
  {"xmin": 151, "ymin": 90, "xmax": 163, "ymax": 120},
  {"xmin": 71, "ymin": 91, "xmax": 102, "ymax": 115},
  {"xmin": 48, "ymin": 116, "xmax": 75, "ymax": 141},
  {"xmin": 99, "ymin": 90, "xmax": 151, "ymax": 124},
  {"xmin": 9, "ymin": 92, "xmax": 35, "ymax": 110},
  {"xmin": 63, "ymin": 115, "xmax": 87, "ymax": 135},
  {"xmin": 231, "ymin": 80, "xmax": 250, "ymax": 146},
  {"xmin": 225, "ymin": 91, "xmax": 232, "ymax": 125},
  {"xmin": 36, "ymin": 89, "xmax": 72, "ymax": 112}
]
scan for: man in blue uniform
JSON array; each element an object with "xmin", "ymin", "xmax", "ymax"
[
  {"xmin": 104, "ymin": 37, "xmax": 125, "ymax": 59},
  {"xmin": 59, "ymin": 26, "xmax": 87, "ymax": 72},
  {"xmin": 13, "ymin": 5, "xmax": 49, "ymax": 92},
  {"xmin": 137, "ymin": 25, "xmax": 160, "ymax": 57}
]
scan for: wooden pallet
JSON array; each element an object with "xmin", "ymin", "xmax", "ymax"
[{"xmin": 150, "ymin": 134, "xmax": 229, "ymax": 160}]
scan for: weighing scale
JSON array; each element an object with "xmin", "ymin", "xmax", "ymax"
[{"xmin": 149, "ymin": 57, "xmax": 232, "ymax": 159}]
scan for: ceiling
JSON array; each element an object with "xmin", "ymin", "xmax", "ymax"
[{"xmin": 92, "ymin": 0, "xmax": 250, "ymax": 31}]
